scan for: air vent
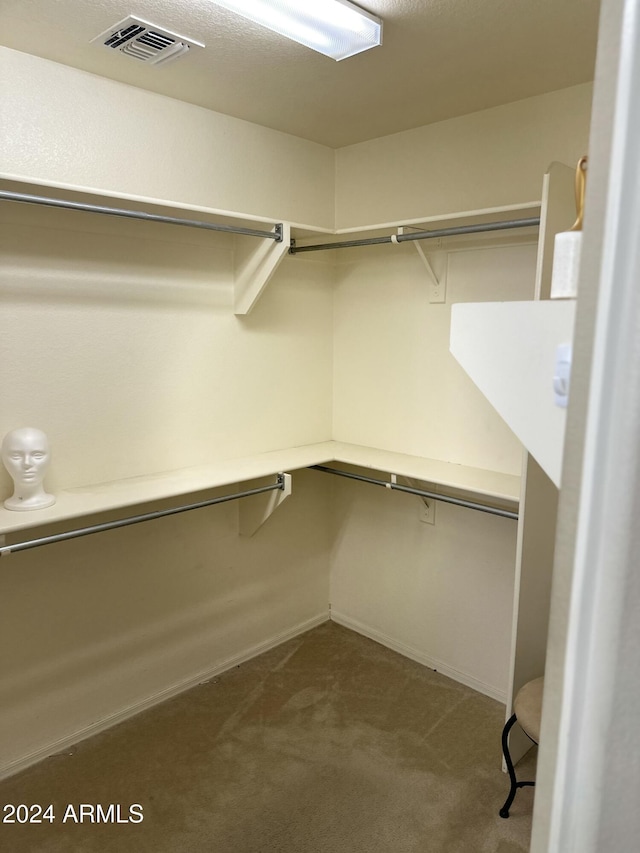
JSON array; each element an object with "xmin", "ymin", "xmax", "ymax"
[{"xmin": 92, "ymin": 16, "xmax": 204, "ymax": 66}]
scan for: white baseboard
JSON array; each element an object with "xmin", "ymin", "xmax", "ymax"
[
  {"xmin": 2, "ymin": 609, "xmax": 504, "ymax": 781},
  {"xmin": 0, "ymin": 612, "xmax": 329, "ymax": 782},
  {"xmin": 330, "ymin": 609, "xmax": 506, "ymax": 704}
]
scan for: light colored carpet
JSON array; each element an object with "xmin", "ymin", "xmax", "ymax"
[{"xmin": 0, "ymin": 622, "xmax": 535, "ymax": 851}]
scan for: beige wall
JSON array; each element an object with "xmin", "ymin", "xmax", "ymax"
[
  {"xmin": 1, "ymin": 48, "xmax": 593, "ymax": 235},
  {"xmin": 329, "ymin": 239, "xmax": 537, "ymax": 700},
  {"xmin": 335, "ymin": 83, "xmax": 594, "ymax": 229},
  {"xmin": 0, "ymin": 471, "xmax": 331, "ymax": 775},
  {"xmin": 329, "ymin": 477, "xmax": 519, "ymax": 700},
  {"xmin": 0, "ymin": 47, "xmax": 335, "ymax": 230},
  {"xmin": 332, "ymin": 240, "xmax": 536, "ymax": 473},
  {"xmin": 0, "ymin": 202, "xmax": 334, "ymax": 494},
  {"xmin": 0, "ymin": 163, "xmax": 335, "ymax": 777},
  {"xmin": 328, "ymin": 82, "xmax": 592, "ymax": 702},
  {"xmin": 0, "ymin": 50, "xmax": 593, "ymax": 775}
]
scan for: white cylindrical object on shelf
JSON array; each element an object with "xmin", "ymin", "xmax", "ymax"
[{"xmin": 550, "ymin": 230, "xmax": 582, "ymax": 299}]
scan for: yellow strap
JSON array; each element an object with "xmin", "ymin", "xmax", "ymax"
[{"xmin": 571, "ymin": 155, "xmax": 588, "ymax": 231}]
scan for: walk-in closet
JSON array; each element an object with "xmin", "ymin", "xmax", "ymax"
[{"xmin": 3, "ymin": 0, "xmax": 634, "ymax": 850}]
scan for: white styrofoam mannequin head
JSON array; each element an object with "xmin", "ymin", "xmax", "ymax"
[{"xmin": 1, "ymin": 427, "xmax": 56, "ymax": 511}]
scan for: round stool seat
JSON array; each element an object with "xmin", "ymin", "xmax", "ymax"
[{"xmin": 513, "ymin": 676, "xmax": 544, "ymax": 744}]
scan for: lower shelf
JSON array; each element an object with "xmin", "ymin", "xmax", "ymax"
[
  {"xmin": 331, "ymin": 442, "xmax": 519, "ymax": 504},
  {"xmin": 0, "ymin": 441, "xmax": 520, "ymax": 542}
]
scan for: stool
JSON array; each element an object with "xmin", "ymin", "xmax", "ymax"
[{"xmin": 499, "ymin": 676, "xmax": 544, "ymax": 819}]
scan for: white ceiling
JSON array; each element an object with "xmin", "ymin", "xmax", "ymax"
[{"xmin": 0, "ymin": 0, "xmax": 600, "ymax": 148}]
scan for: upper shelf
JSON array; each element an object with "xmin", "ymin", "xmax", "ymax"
[
  {"xmin": 0, "ymin": 180, "xmax": 293, "ymax": 317},
  {"xmin": 1, "ymin": 176, "xmax": 539, "ymax": 240},
  {"xmin": 450, "ymin": 300, "xmax": 576, "ymax": 488},
  {"xmin": 290, "ymin": 203, "xmax": 542, "ymax": 255},
  {"xmin": 332, "ymin": 202, "xmax": 542, "ymax": 238},
  {"xmin": 0, "ymin": 441, "xmax": 520, "ymax": 540},
  {"xmin": 2, "ymin": 177, "xmax": 541, "ymax": 313}
]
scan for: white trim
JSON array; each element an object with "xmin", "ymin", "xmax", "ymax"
[
  {"xmin": 1, "ymin": 605, "xmax": 508, "ymax": 782},
  {"xmin": 330, "ymin": 609, "xmax": 506, "ymax": 703},
  {"xmin": 546, "ymin": 1, "xmax": 640, "ymax": 849},
  {"xmin": 0, "ymin": 612, "xmax": 329, "ymax": 782}
]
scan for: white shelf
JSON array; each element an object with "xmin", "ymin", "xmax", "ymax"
[
  {"xmin": 1, "ymin": 179, "xmax": 538, "ymax": 242},
  {"xmin": 0, "ymin": 178, "xmax": 294, "ymax": 317},
  {"xmin": 450, "ymin": 300, "xmax": 576, "ymax": 488},
  {"xmin": 0, "ymin": 441, "xmax": 519, "ymax": 539},
  {"xmin": 2, "ymin": 178, "xmax": 542, "ymax": 315},
  {"xmin": 333, "ymin": 202, "xmax": 541, "ymax": 237},
  {"xmin": 0, "ymin": 443, "xmax": 337, "ymax": 538},
  {"xmin": 331, "ymin": 442, "xmax": 520, "ymax": 504},
  {"xmin": 290, "ymin": 202, "xmax": 542, "ymax": 254}
]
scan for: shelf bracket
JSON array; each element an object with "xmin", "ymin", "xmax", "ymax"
[
  {"xmin": 396, "ymin": 475, "xmax": 437, "ymax": 524},
  {"xmin": 238, "ymin": 472, "xmax": 292, "ymax": 537},
  {"xmin": 234, "ymin": 223, "xmax": 291, "ymax": 315},
  {"xmin": 398, "ymin": 227, "xmax": 447, "ymax": 303}
]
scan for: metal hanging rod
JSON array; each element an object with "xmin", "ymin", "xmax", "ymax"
[
  {"xmin": 310, "ymin": 465, "xmax": 518, "ymax": 520},
  {"xmin": 0, "ymin": 189, "xmax": 283, "ymax": 242},
  {"xmin": 289, "ymin": 216, "xmax": 540, "ymax": 254},
  {"xmin": 0, "ymin": 475, "xmax": 287, "ymax": 557}
]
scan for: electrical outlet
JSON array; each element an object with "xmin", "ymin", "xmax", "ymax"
[{"xmin": 419, "ymin": 499, "xmax": 436, "ymax": 525}]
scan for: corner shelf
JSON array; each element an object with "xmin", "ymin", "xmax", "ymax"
[
  {"xmin": 0, "ymin": 441, "xmax": 520, "ymax": 545},
  {"xmin": 2, "ymin": 176, "xmax": 543, "ymax": 318}
]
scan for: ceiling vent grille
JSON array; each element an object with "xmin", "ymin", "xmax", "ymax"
[{"xmin": 92, "ymin": 16, "xmax": 204, "ymax": 66}]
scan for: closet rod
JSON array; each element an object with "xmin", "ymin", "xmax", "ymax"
[
  {"xmin": 0, "ymin": 475, "xmax": 286, "ymax": 557},
  {"xmin": 0, "ymin": 190, "xmax": 283, "ymax": 241},
  {"xmin": 289, "ymin": 216, "xmax": 540, "ymax": 254},
  {"xmin": 310, "ymin": 465, "xmax": 519, "ymax": 520}
]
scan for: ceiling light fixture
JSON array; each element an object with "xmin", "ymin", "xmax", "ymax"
[{"xmin": 210, "ymin": 0, "xmax": 382, "ymax": 61}]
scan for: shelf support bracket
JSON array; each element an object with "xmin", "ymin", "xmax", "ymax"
[
  {"xmin": 234, "ymin": 223, "xmax": 291, "ymax": 315},
  {"xmin": 398, "ymin": 227, "xmax": 447, "ymax": 303},
  {"xmin": 238, "ymin": 472, "xmax": 292, "ymax": 537},
  {"xmin": 396, "ymin": 475, "xmax": 437, "ymax": 523}
]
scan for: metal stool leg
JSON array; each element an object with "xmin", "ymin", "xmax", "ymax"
[{"xmin": 499, "ymin": 713, "xmax": 536, "ymax": 818}]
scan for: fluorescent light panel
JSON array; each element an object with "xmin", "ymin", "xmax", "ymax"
[{"xmin": 211, "ymin": 0, "xmax": 382, "ymax": 60}]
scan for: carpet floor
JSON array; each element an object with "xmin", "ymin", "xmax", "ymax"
[{"xmin": 0, "ymin": 622, "xmax": 535, "ymax": 852}]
